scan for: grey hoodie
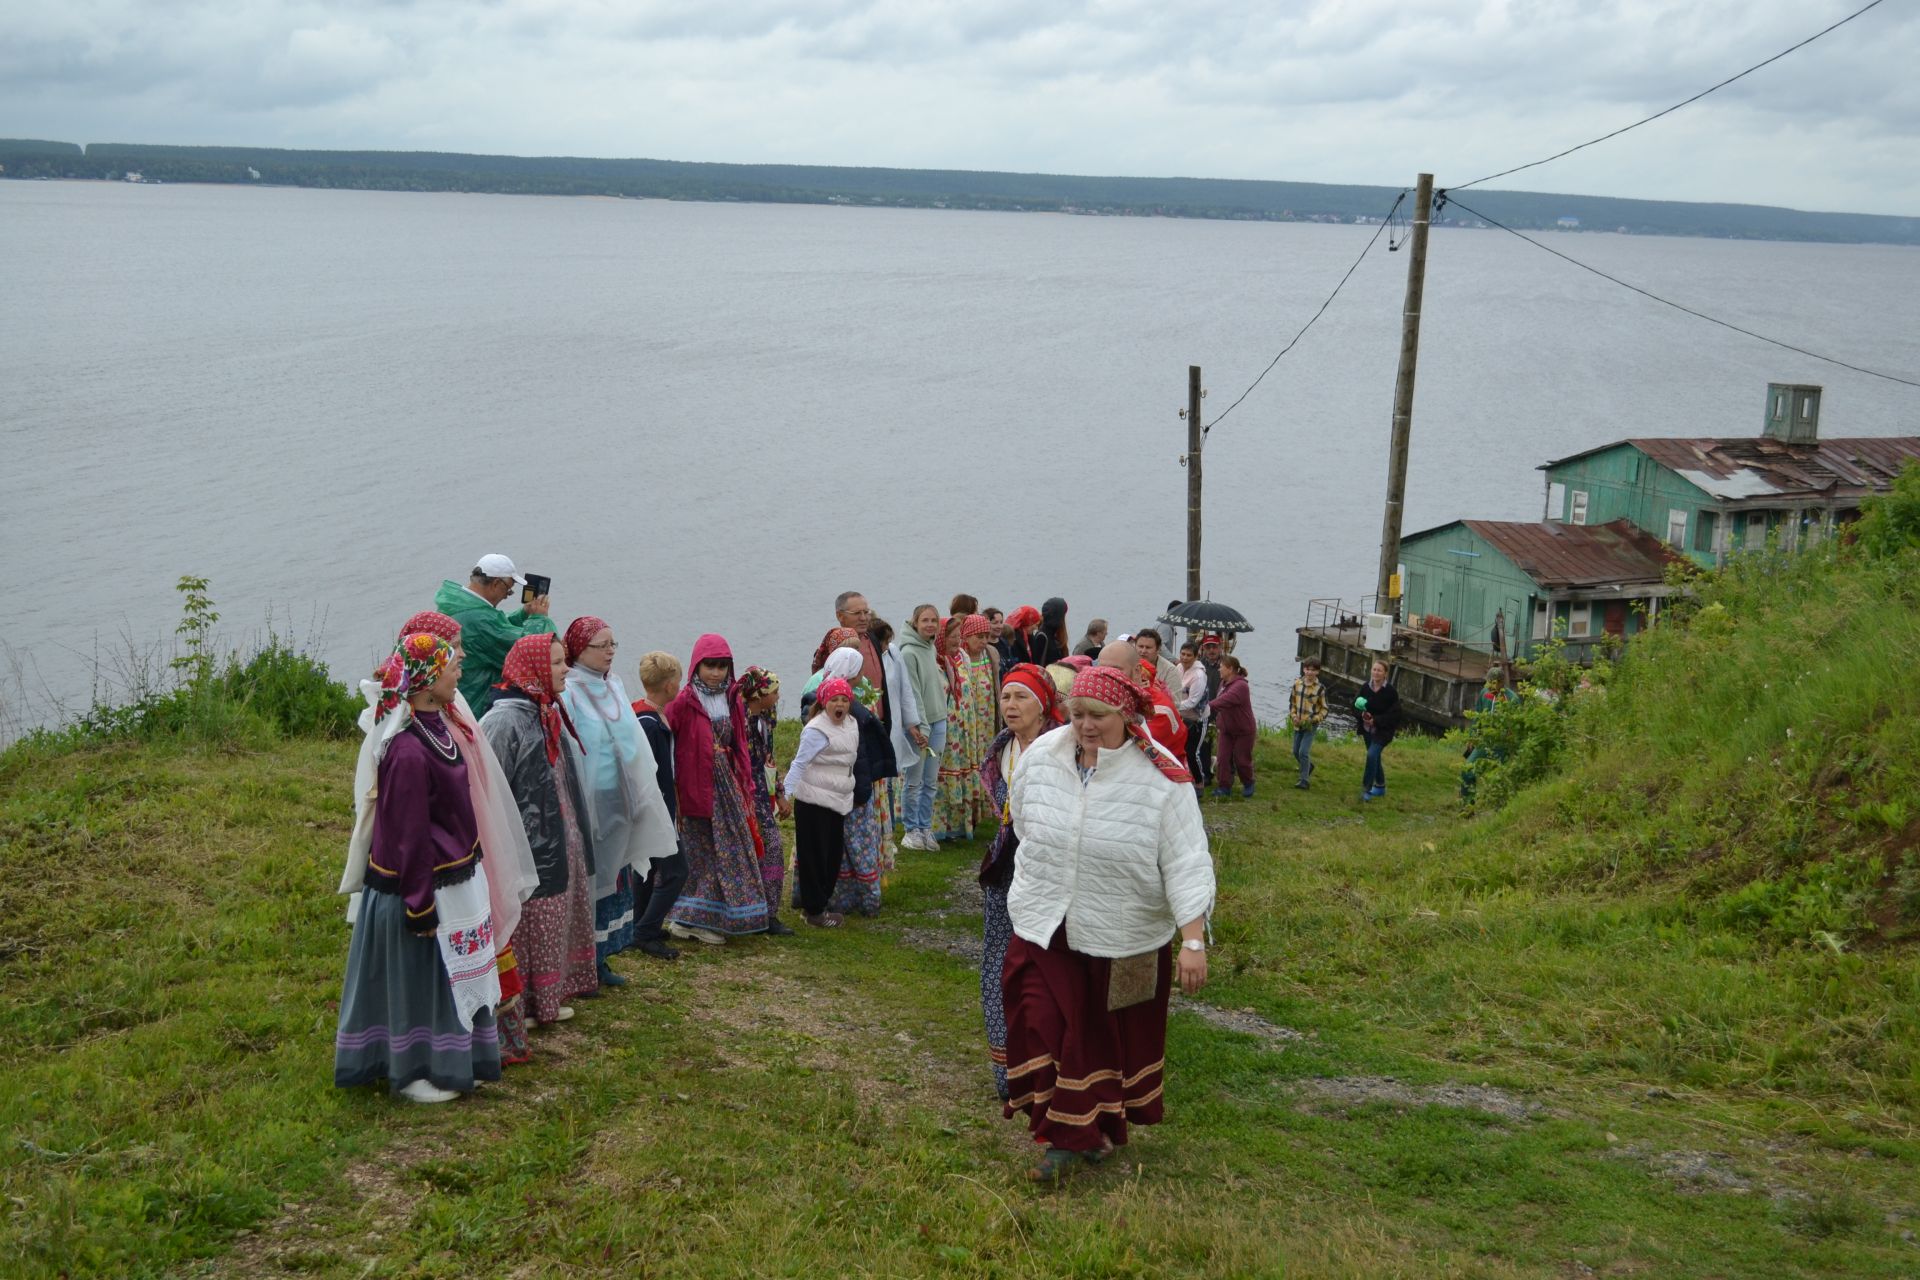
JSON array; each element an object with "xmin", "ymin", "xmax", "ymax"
[{"xmin": 897, "ymin": 628, "xmax": 950, "ymax": 730}]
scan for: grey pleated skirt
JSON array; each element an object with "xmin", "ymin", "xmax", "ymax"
[{"xmin": 334, "ymin": 889, "xmax": 502, "ymax": 1096}]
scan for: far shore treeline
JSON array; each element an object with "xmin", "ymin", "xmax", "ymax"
[{"xmin": 4, "ymin": 137, "xmax": 1917, "ymax": 246}]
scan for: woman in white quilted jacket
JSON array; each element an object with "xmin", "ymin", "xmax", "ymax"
[{"xmin": 1001, "ymin": 664, "xmax": 1216, "ymax": 1183}]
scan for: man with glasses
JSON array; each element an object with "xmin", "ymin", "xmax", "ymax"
[{"xmin": 811, "ymin": 591, "xmax": 886, "ymax": 716}]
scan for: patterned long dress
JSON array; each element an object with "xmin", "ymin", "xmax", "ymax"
[
  {"xmin": 935, "ymin": 654, "xmax": 995, "ymax": 840},
  {"xmin": 746, "ymin": 712, "xmax": 787, "ymax": 914},
  {"xmin": 667, "ymin": 734, "xmax": 772, "ymax": 937},
  {"xmin": 511, "ymin": 750, "xmax": 599, "ymax": 1023},
  {"xmin": 830, "ymin": 794, "xmax": 886, "ymax": 916}
]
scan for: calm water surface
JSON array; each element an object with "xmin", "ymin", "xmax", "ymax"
[{"xmin": 4, "ymin": 181, "xmax": 1917, "ymax": 727}]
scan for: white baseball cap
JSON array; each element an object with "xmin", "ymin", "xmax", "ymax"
[{"xmin": 475, "ymin": 553, "xmax": 527, "ymax": 587}]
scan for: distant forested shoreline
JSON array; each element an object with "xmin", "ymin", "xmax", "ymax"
[{"xmin": 3, "ymin": 138, "xmax": 1915, "ymax": 246}]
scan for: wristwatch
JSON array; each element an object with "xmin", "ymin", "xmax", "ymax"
[{"xmin": 1180, "ymin": 939, "xmax": 1206, "ymax": 953}]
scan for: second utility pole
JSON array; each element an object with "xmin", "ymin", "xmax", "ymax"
[
  {"xmin": 1375, "ymin": 172, "xmax": 1433, "ymax": 614},
  {"xmin": 1187, "ymin": 364, "xmax": 1203, "ymax": 603}
]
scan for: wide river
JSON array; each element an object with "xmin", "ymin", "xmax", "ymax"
[{"xmin": 4, "ymin": 181, "xmax": 1917, "ymax": 730}]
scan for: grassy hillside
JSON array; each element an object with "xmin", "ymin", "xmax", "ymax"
[{"xmin": 2, "ymin": 543, "xmax": 1917, "ymax": 1276}]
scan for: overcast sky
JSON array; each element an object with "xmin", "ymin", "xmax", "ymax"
[{"xmin": 5, "ymin": 1, "xmax": 1917, "ymax": 214}]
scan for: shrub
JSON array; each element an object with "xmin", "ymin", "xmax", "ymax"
[
  {"xmin": 216, "ymin": 635, "xmax": 361, "ymax": 739},
  {"xmin": 6, "ymin": 577, "xmax": 360, "ymax": 758}
]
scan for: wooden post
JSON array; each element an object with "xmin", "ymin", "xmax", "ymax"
[
  {"xmin": 1375, "ymin": 173, "xmax": 1433, "ymax": 615},
  {"xmin": 1186, "ymin": 364, "xmax": 1203, "ymax": 604}
]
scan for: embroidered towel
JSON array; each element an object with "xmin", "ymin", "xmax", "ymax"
[{"xmin": 434, "ymin": 863, "xmax": 501, "ymax": 1031}]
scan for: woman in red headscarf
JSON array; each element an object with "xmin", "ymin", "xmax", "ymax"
[
  {"xmin": 934, "ymin": 614, "xmax": 997, "ymax": 841},
  {"xmin": 975, "ymin": 663, "xmax": 1066, "ymax": 1101},
  {"xmin": 1000, "ymin": 665, "xmax": 1216, "ymax": 1182},
  {"xmin": 1136, "ymin": 659, "xmax": 1190, "ymax": 762},
  {"xmin": 480, "ymin": 634, "xmax": 599, "ymax": 1027}
]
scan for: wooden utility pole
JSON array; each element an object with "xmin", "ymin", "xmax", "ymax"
[
  {"xmin": 1186, "ymin": 364, "xmax": 1203, "ymax": 603},
  {"xmin": 1375, "ymin": 173, "xmax": 1434, "ymax": 614}
]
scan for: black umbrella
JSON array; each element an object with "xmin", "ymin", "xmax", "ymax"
[{"xmin": 1158, "ymin": 600, "xmax": 1254, "ymax": 634}]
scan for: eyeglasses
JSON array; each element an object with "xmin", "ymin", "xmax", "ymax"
[{"xmin": 587, "ymin": 640, "xmax": 619, "ymax": 652}]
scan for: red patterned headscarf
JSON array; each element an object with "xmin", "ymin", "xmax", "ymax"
[
  {"xmin": 563, "ymin": 615, "xmax": 610, "ymax": 665},
  {"xmin": 497, "ymin": 633, "xmax": 582, "ymax": 764},
  {"xmin": 1006, "ymin": 605, "xmax": 1041, "ymax": 633},
  {"xmin": 1068, "ymin": 665, "xmax": 1191, "ymax": 784},
  {"xmin": 1000, "ymin": 662, "xmax": 1065, "ymax": 726},
  {"xmin": 399, "ymin": 611, "xmax": 460, "ymax": 644},
  {"xmin": 961, "ymin": 613, "xmax": 992, "ymax": 639},
  {"xmin": 816, "ymin": 677, "xmax": 855, "ymax": 706},
  {"xmin": 810, "ymin": 626, "xmax": 862, "ymax": 673}
]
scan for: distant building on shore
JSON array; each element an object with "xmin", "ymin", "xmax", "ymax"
[{"xmin": 1538, "ymin": 384, "xmax": 1920, "ymax": 567}]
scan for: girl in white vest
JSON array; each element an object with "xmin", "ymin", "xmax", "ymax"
[{"xmin": 784, "ymin": 678, "xmax": 860, "ymax": 928}]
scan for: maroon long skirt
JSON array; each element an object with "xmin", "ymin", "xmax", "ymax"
[{"xmin": 1000, "ymin": 926, "xmax": 1172, "ymax": 1152}]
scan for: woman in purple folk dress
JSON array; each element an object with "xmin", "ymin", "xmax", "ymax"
[{"xmin": 335, "ymin": 633, "xmax": 503, "ymax": 1103}]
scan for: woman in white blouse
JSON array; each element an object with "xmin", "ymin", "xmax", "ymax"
[{"xmin": 1001, "ymin": 664, "xmax": 1215, "ymax": 1182}]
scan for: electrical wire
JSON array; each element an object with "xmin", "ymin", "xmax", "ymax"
[
  {"xmin": 1442, "ymin": 194, "xmax": 1920, "ymax": 389},
  {"xmin": 1447, "ymin": 0, "xmax": 1891, "ymax": 193},
  {"xmin": 1203, "ymin": 191, "xmax": 1408, "ymax": 435}
]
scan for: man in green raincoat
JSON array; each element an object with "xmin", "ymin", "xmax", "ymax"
[{"xmin": 433, "ymin": 553, "xmax": 554, "ymax": 715}]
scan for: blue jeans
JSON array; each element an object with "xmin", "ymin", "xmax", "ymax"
[
  {"xmin": 1362, "ymin": 737, "xmax": 1389, "ymax": 792},
  {"xmin": 1292, "ymin": 729, "xmax": 1315, "ymax": 783},
  {"xmin": 903, "ymin": 719, "xmax": 947, "ymax": 832}
]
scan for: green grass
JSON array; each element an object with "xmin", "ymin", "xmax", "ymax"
[{"xmin": 3, "ymin": 719, "xmax": 1917, "ymax": 1278}]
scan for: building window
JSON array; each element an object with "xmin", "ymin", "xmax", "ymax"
[
  {"xmin": 1532, "ymin": 600, "xmax": 1550, "ymax": 641},
  {"xmin": 1746, "ymin": 511, "xmax": 1768, "ymax": 547},
  {"xmin": 1693, "ymin": 510, "xmax": 1718, "ymax": 553},
  {"xmin": 1666, "ymin": 508, "xmax": 1688, "ymax": 548},
  {"xmin": 1569, "ymin": 490, "xmax": 1589, "ymax": 525},
  {"xmin": 1546, "ymin": 481, "xmax": 1566, "ymax": 521},
  {"xmin": 1568, "ymin": 603, "xmax": 1592, "ymax": 638}
]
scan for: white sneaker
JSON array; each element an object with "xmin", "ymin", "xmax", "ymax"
[
  {"xmin": 550, "ymin": 1005, "xmax": 575, "ymax": 1023},
  {"xmin": 690, "ymin": 926, "xmax": 727, "ymax": 946},
  {"xmin": 908, "ymin": 830, "xmax": 933, "ymax": 852},
  {"xmin": 400, "ymin": 1079, "xmax": 460, "ymax": 1104}
]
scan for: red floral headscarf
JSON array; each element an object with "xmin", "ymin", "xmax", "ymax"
[
  {"xmin": 1006, "ymin": 605, "xmax": 1041, "ymax": 633},
  {"xmin": 1000, "ymin": 662, "xmax": 1065, "ymax": 726},
  {"xmin": 374, "ymin": 632, "xmax": 454, "ymax": 723},
  {"xmin": 1068, "ymin": 665, "xmax": 1191, "ymax": 784},
  {"xmin": 391, "ymin": 614, "xmax": 474, "ymax": 737},
  {"xmin": 563, "ymin": 615, "xmax": 610, "ymax": 665},
  {"xmin": 399, "ymin": 611, "xmax": 460, "ymax": 644},
  {"xmin": 816, "ymin": 677, "xmax": 854, "ymax": 706},
  {"xmin": 497, "ymin": 633, "xmax": 582, "ymax": 764}
]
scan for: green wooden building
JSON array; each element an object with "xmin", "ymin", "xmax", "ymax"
[
  {"xmin": 1538, "ymin": 384, "xmax": 1920, "ymax": 567},
  {"xmin": 1397, "ymin": 518, "xmax": 1683, "ymax": 663}
]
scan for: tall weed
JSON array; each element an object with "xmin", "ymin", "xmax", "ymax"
[{"xmin": 4, "ymin": 577, "xmax": 359, "ymax": 760}]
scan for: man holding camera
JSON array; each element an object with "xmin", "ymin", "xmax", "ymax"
[{"xmin": 433, "ymin": 553, "xmax": 554, "ymax": 715}]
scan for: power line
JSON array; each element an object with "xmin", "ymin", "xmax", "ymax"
[
  {"xmin": 1204, "ymin": 191, "xmax": 1408, "ymax": 435},
  {"xmin": 1447, "ymin": 0, "xmax": 1891, "ymax": 193},
  {"xmin": 1442, "ymin": 194, "xmax": 1920, "ymax": 389}
]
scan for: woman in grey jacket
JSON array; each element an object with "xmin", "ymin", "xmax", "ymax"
[
  {"xmin": 896, "ymin": 604, "xmax": 950, "ymax": 851},
  {"xmin": 481, "ymin": 635, "xmax": 599, "ymax": 1027}
]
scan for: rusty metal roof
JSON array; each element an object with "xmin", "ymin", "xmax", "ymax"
[
  {"xmin": 1540, "ymin": 436, "xmax": 1920, "ymax": 503},
  {"xmin": 1455, "ymin": 518, "xmax": 1684, "ymax": 589}
]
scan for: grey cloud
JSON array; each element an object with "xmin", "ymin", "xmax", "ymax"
[{"xmin": 2, "ymin": 0, "xmax": 1916, "ymax": 212}]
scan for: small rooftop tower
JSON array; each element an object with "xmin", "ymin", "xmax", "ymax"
[{"xmin": 1764, "ymin": 383, "xmax": 1821, "ymax": 444}]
